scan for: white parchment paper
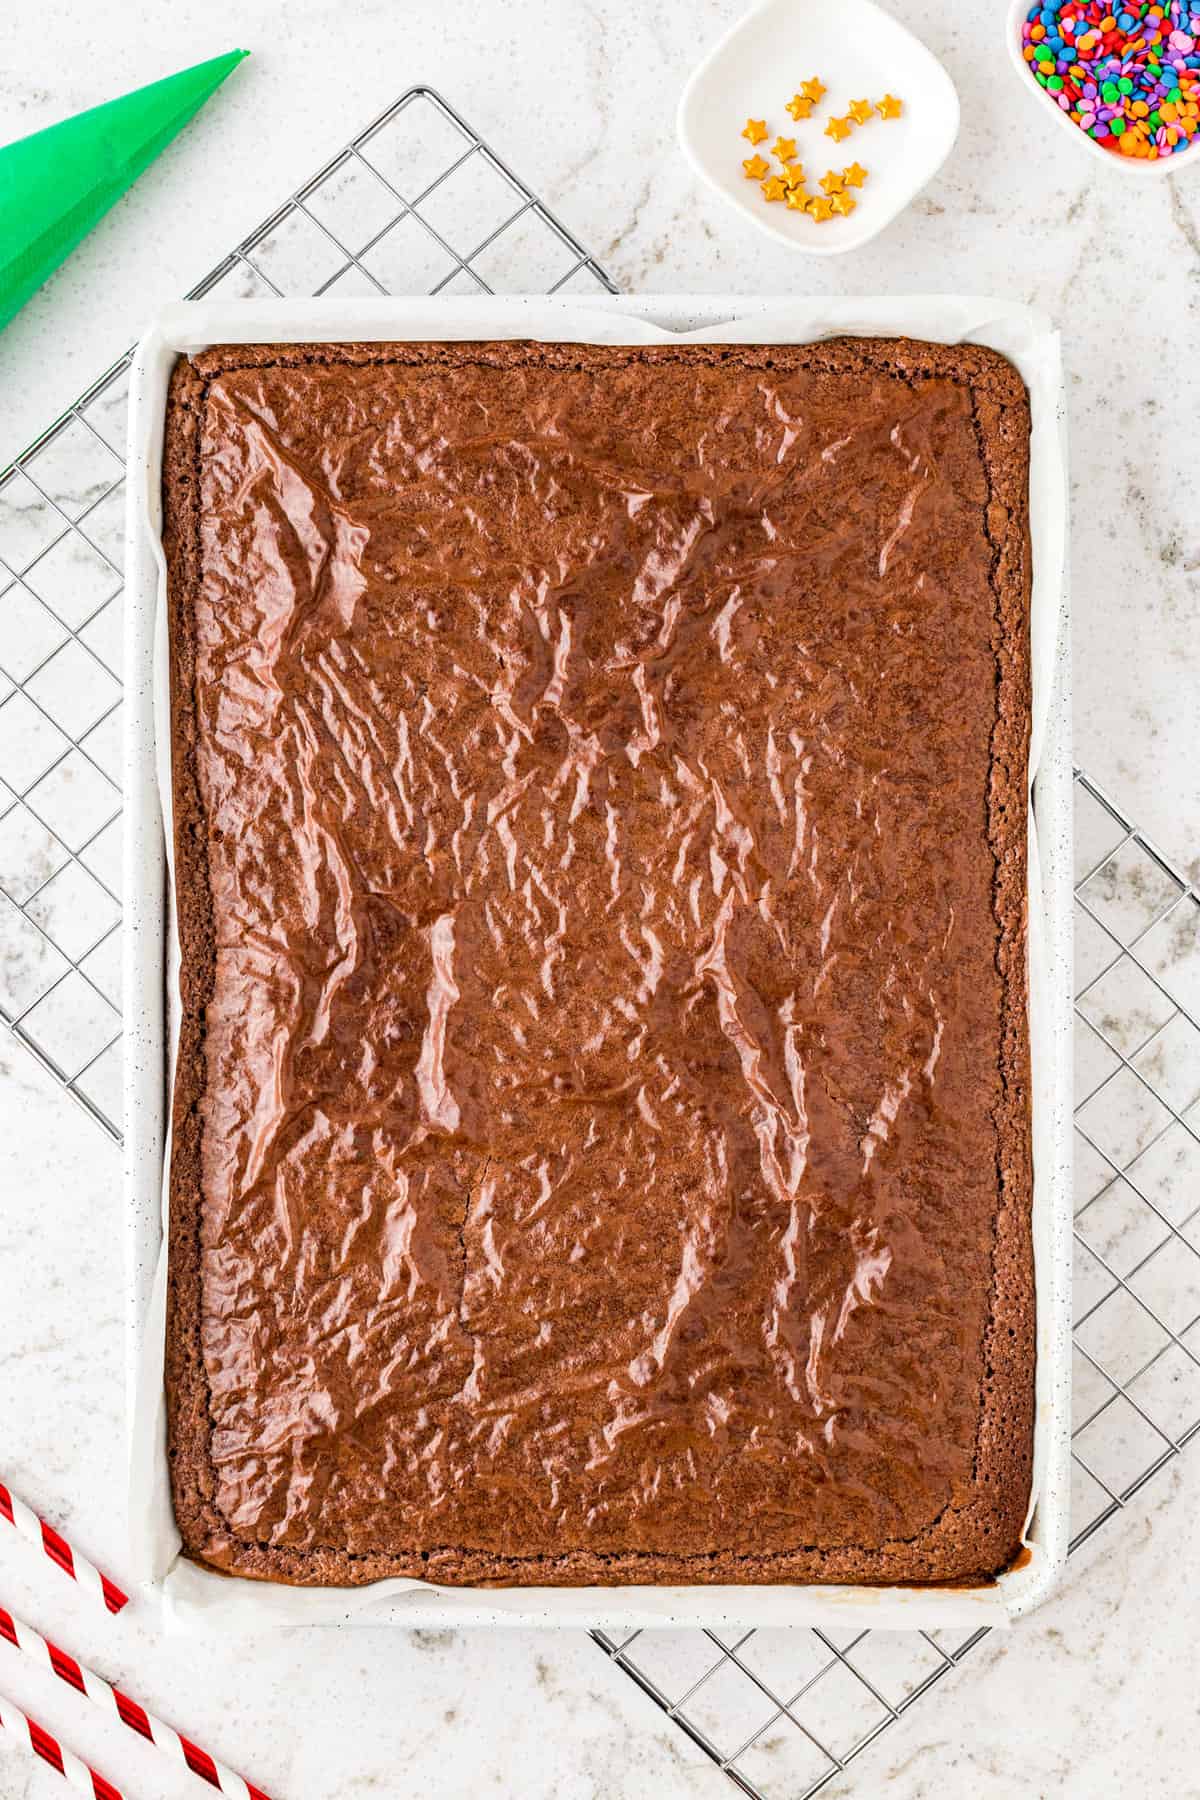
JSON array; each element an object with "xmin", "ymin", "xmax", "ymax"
[{"xmin": 124, "ymin": 296, "xmax": 1071, "ymax": 1633}]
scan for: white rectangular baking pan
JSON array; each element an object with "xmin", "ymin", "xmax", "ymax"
[{"xmin": 124, "ymin": 296, "xmax": 1072, "ymax": 1632}]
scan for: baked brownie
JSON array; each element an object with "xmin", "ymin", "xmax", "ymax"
[{"xmin": 162, "ymin": 339, "xmax": 1033, "ymax": 1587}]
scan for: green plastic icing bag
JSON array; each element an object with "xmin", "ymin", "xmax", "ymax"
[{"xmin": 0, "ymin": 49, "xmax": 248, "ymax": 333}]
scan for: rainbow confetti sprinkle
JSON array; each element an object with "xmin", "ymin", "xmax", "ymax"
[{"xmin": 1021, "ymin": 2, "xmax": 1200, "ymax": 157}]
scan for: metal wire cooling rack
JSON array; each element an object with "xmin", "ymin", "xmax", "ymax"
[{"xmin": 1, "ymin": 84, "xmax": 1198, "ymax": 1800}]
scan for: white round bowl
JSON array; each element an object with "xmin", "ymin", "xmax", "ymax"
[{"xmin": 1005, "ymin": 0, "xmax": 1200, "ymax": 175}]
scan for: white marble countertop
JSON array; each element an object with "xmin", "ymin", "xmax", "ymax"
[{"xmin": 1, "ymin": 2, "xmax": 1198, "ymax": 1797}]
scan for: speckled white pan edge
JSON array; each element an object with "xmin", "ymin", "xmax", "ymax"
[{"xmin": 123, "ymin": 295, "xmax": 1071, "ymax": 1633}]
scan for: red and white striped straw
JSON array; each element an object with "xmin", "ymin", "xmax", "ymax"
[
  {"xmin": 0, "ymin": 1482, "xmax": 128, "ymax": 1615},
  {"xmin": 0, "ymin": 1605, "xmax": 272, "ymax": 1800},
  {"xmin": 0, "ymin": 1688, "xmax": 124, "ymax": 1799}
]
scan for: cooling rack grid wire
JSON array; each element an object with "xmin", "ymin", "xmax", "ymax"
[{"xmin": 1, "ymin": 84, "xmax": 1198, "ymax": 1800}]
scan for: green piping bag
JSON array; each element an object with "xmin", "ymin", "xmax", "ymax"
[{"xmin": 0, "ymin": 50, "xmax": 248, "ymax": 333}]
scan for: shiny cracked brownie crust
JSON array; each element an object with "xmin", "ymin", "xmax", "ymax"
[{"xmin": 162, "ymin": 337, "xmax": 1034, "ymax": 1588}]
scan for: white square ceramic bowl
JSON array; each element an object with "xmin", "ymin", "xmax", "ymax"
[
  {"xmin": 677, "ymin": 0, "xmax": 960, "ymax": 255},
  {"xmin": 1005, "ymin": 0, "xmax": 1200, "ymax": 174}
]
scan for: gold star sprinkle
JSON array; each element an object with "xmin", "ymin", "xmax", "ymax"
[
  {"xmin": 819, "ymin": 168, "xmax": 845, "ymax": 196},
  {"xmin": 742, "ymin": 153, "xmax": 771, "ymax": 180},
  {"xmin": 842, "ymin": 161, "xmax": 869, "ymax": 188},
  {"xmin": 830, "ymin": 190, "xmax": 857, "ymax": 216},
  {"xmin": 780, "ymin": 160, "xmax": 806, "ymax": 187},
  {"xmin": 785, "ymin": 93, "xmax": 814, "ymax": 121},
  {"xmin": 800, "ymin": 77, "xmax": 826, "ymax": 104},
  {"xmin": 741, "ymin": 117, "xmax": 768, "ymax": 144},
  {"xmin": 785, "ymin": 184, "xmax": 812, "ymax": 210},
  {"xmin": 771, "ymin": 135, "xmax": 797, "ymax": 163},
  {"xmin": 824, "ymin": 115, "xmax": 853, "ymax": 143},
  {"xmin": 848, "ymin": 98, "xmax": 874, "ymax": 126},
  {"xmin": 807, "ymin": 195, "xmax": 836, "ymax": 221},
  {"xmin": 761, "ymin": 175, "xmax": 788, "ymax": 201},
  {"xmin": 876, "ymin": 93, "xmax": 903, "ymax": 119}
]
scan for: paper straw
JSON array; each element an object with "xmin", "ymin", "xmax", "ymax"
[
  {"xmin": 0, "ymin": 1605, "xmax": 272, "ymax": 1800},
  {"xmin": 0, "ymin": 1688, "xmax": 124, "ymax": 1798},
  {"xmin": 0, "ymin": 1482, "xmax": 128, "ymax": 1615}
]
